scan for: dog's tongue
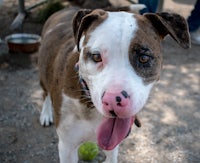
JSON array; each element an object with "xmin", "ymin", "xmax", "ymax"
[{"xmin": 97, "ymin": 117, "xmax": 134, "ymax": 150}]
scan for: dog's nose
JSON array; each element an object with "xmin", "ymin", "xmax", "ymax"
[{"xmin": 102, "ymin": 90, "xmax": 130, "ymax": 117}]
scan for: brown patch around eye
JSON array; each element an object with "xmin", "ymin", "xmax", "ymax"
[
  {"xmin": 139, "ymin": 55, "xmax": 150, "ymax": 64},
  {"xmin": 129, "ymin": 42, "xmax": 162, "ymax": 84}
]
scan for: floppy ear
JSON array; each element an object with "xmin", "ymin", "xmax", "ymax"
[
  {"xmin": 72, "ymin": 9, "xmax": 92, "ymax": 44},
  {"xmin": 72, "ymin": 9, "xmax": 107, "ymax": 51},
  {"xmin": 144, "ymin": 12, "xmax": 191, "ymax": 49}
]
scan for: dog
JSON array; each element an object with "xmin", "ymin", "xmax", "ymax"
[{"xmin": 38, "ymin": 5, "xmax": 190, "ymax": 163}]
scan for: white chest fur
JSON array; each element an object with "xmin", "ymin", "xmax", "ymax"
[{"xmin": 56, "ymin": 92, "xmax": 103, "ymax": 162}]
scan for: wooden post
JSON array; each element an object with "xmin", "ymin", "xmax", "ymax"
[
  {"xmin": 18, "ymin": 0, "xmax": 25, "ymax": 14},
  {"xmin": 10, "ymin": 0, "xmax": 26, "ymax": 30}
]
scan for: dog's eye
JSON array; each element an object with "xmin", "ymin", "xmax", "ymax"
[
  {"xmin": 92, "ymin": 53, "xmax": 102, "ymax": 63},
  {"xmin": 139, "ymin": 55, "xmax": 151, "ymax": 64}
]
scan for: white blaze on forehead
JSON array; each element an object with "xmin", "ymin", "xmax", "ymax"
[
  {"xmin": 85, "ymin": 11, "xmax": 138, "ymax": 56},
  {"xmin": 79, "ymin": 11, "xmax": 139, "ymax": 80}
]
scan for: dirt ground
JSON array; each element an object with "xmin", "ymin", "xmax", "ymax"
[{"xmin": 0, "ymin": 0, "xmax": 199, "ymax": 163}]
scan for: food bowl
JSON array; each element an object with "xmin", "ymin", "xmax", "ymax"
[{"xmin": 5, "ymin": 33, "xmax": 41, "ymax": 53}]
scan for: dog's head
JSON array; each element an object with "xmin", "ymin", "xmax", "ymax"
[{"xmin": 73, "ymin": 9, "xmax": 190, "ymax": 150}]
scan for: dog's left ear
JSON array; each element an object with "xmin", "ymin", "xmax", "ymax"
[
  {"xmin": 144, "ymin": 12, "xmax": 191, "ymax": 49},
  {"xmin": 73, "ymin": 9, "xmax": 107, "ymax": 51}
]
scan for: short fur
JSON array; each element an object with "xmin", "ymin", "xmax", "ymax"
[{"xmin": 38, "ymin": 6, "xmax": 190, "ymax": 163}]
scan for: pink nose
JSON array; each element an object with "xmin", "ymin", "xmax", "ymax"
[{"xmin": 102, "ymin": 90, "xmax": 130, "ymax": 117}]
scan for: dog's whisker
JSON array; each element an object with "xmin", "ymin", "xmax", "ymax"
[
  {"xmin": 80, "ymin": 97, "xmax": 92, "ymax": 103},
  {"xmin": 87, "ymin": 105, "xmax": 95, "ymax": 110},
  {"xmin": 70, "ymin": 75, "xmax": 79, "ymax": 79},
  {"xmin": 80, "ymin": 96, "xmax": 93, "ymax": 102},
  {"xmin": 81, "ymin": 94, "xmax": 91, "ymax": 98},
  {"xmin": 81, "ymin": 97, "xmax": 92, "ymax": 102},
  {"xmin": 73, "ymin": 89, "xmax": 83, "ymax": 93},
  {"xmin": 83, "ymin": 100, "xmax": 93, "ymax": 104}
]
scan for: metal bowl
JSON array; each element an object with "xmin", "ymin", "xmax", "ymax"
[{"xmin": 5, "ymin": 33, "xmax": 41, "ymax": 53}]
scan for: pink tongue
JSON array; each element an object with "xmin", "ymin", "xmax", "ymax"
[{"xmin": 97, "ymin": 117, "xmax": 134, "ymax": 150}]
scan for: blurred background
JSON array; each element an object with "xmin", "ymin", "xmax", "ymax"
[{"xmin": 0, "ymin": 0, "xmax": 199, "ymax": 162}]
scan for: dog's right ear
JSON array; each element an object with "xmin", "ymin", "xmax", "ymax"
[
  {"xmin": 144, "ymin": 12, "xmax": 191, "ymax": 49},
  {"xmin": 72, "ymin": 9, "xmax": 107, "ymax": 51}
]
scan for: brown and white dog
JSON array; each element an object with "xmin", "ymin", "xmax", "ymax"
[{"xmin": 38, "ymin": 6, "xmax": 190, "ymax": 163}]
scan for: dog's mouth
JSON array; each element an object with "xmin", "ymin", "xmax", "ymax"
[
  {"xmin": 97, "ymin": 116, "xmax": 135, "ymax": 150},
  {"xmin": 76, "ymin": 65, "xmax": 140, "ymax": 150}
]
